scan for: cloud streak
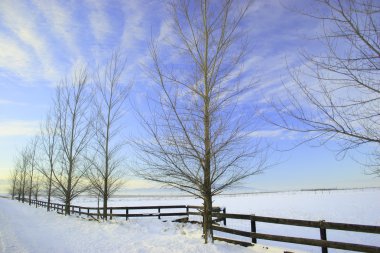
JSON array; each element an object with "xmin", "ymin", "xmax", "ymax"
[{"xmin": 0, "ymin": 120, "xmax": 40, "ymax": 137}]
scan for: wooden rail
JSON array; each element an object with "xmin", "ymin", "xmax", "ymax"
[{"xmin": 211, "ymin": 212, "xmax": 380, "ymax": 253}]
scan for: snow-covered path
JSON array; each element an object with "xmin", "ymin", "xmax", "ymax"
[{"xmin": 0, "ymin": 198, "xmax": 301, "ymax": 253}]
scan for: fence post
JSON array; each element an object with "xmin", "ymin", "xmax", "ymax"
[
  {"xmin": 223, "ymin": 208, "xmax": 226, "ymax": 226},
  {"xmin": 110, "ymin": 208, "xmax": 113, "ymax": 220},
  {"xmin": 186, "ymin": 206, "xmax": 189, "ymax": 218},
  {"xmin": 251, "ymin": 215, "xmax": 257, "ymax": 244},
  {"xmin": 126, "ymin": 208, "xmax": 128, "ymax": 221},
  {"xmin": 87, "ymin": 208, "xmax": 90, "ymax": 217},
  {"xmin": 79, "ymin": 207, "xmax": 81, "ymax": 216},
  {"xmin": 320, "ymin": 220, "xmax": 328, "ymax": 253},
  {"xmin": 158, "ymin": 207, "xmax": 161, "ymax": 219}
]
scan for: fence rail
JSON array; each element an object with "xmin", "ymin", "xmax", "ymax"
[{"xmin": 14, "ymin": 197, "xmax": 380, "ymax": 252}]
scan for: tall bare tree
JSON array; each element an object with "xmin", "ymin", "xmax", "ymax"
[
  {"xmin": 87, "ymin": 52, "xmax": 131, "ymax": 220},
  {"xmin": 15, "ymin": 147, "xmax": 29, "ymax": 203},
  {"xmin": 39, "ymin": 111, "xmax": 59, "ymax": 211},
  {"xmin": 136, "ymin": 0, "xmax": 266, "ymax": 243},
  {"xmin": 53, "ymin": 68, "xmax": 92, "ymax": 215},
  {"xmin": 9, "ymin": 167, "xmax": 20, "ymax": 200},
  {"xmin": 271, "ymin": 0, "xmax": 380, "ymax": 175},
  {"xmin": 32, "ymin": 172, "xmax": 43, "ymax": 202},
  {"xmin": 26, "ymin": 137, "xmax": 39, "ymax": 205}
]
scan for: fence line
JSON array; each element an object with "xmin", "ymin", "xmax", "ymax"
[
  {"xmin": 15, "ymin": 197, "xmax": 225, "ymax": 222},
  {"xmin": 13, "ymin": 197, "xmax": 380, "ymax": 252}
]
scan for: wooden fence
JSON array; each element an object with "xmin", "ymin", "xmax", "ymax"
[
  {"xmin": 17, "ymin": 197, "xmax": 225, "ymax": 223},
  {"xmin": 14, "ymin": 197, "xmax": 380, "ymax": 252},
  {"xmin": 211, "ymin": 212, "xmax": 380, "ymax": 253}
]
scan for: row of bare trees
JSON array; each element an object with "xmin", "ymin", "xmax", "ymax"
[
  {"xmin": 8, "ymin": 0, "xmax": 268, "ymax": 243},
  {"xmin": 8, "ymin": 0, "xmax": 379, "ymax": 244},
  {"xmin": 10, "ymin": 52, "xmax": 131, "ymax": 220}
]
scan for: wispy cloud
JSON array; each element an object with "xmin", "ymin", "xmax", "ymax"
[
  {"xmin": 31, "ymin": 0, "xmax": 83, "ymax": 64},
  {"xmin": 0, "ymin": 35, "xmax": 31, "ymax": 74},
  {"xmin": 125, "ymin": 179, "xmax": 162, "ymax": 190},
  {"xmin": 0, "ymin": 1, "xmax": 61, "ymax": 83},
  {"xmin": 85, "ymin": 0, "xmax": 112, "ymax": 44},
  {"xmin": 250, "ymin": 129, "xmax": 284, "ymax": 138},
  {"xmin": 0, "ymin": 99, "xmax": 27, "ymax": 106},
  {"xmin": 0, "ymin": 120, "xmax": 40, "ymax": 137}
]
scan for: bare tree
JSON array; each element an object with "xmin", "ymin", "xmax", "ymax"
[
  {"xmin": 9, "ymin": 167, "xmax": 20, "ymax": 200},
  {"xmin": 39, "ymin": 111, "xmax": 59, "ymax": 211},
  {"xmin": 87, "ymin": 52, "xmax": 131, "ymax": 220},
  {"xmin": 271, "ymin": 0, "xmax": 380, "ymax": 175},
  {"xmin": 32, "ymin": 172, "xmax": 43, "ymax": 202},
  {"xmin": 26, "ymin": 137, "xmax": 39, "ymax": 205},
  {"xmin": 53, "ymin": 68, "xmax": 92, "ymax": 215},
  {"xmin": 136, "ymin": 0, "xmax": 266, "ymax": 243},
  {"xmin": 16, "ymin": 147, "xmax": 30, "ymax": 203}
]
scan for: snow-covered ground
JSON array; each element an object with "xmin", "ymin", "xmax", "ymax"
[
  {"xmin": 71, "ymin": 188, "xmax": 380, "ymax": 253},
  {"xmin": 0, "ymin": 197, "xmax": 303, "ymax": 253},
  {"xmin": 0, "ymin": 188, "xmax": 379, "ymax": 253}
]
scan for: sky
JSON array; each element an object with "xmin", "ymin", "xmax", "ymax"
[{"xmin": 0, "ymin": 0, "xmax": 379, "ymax": 195}]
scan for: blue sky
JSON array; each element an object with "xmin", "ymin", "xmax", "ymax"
[{"xmin": 0, "ymin": 0, "xmax": 379, "ymax": 194}]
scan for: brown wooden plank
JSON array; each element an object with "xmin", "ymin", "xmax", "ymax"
[
  {"xmin": 212, "ymin": 226, "xmax": 380, "ymax": 253},
  {"xmin": 212, "ymin": 212, "xmax": 251, "ymax": 220},
  {"xmin": 323, "ymin": 222, "xmax": 380, "ymax": 234},
  {"xmin": 109, "ymin": 205, "xmax": 187, "ymax": 210},
  {"xmin": 110, "ymin": 212, "xmax": 188, "ymax": 218},
  {"xmin": 213, "ymin": 236, "xmax": 252, "ymax": 247},
  {"xmin": 188, "ymin": 211, "xmax": 202, "ymax": 216}
]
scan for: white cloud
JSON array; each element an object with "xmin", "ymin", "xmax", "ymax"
[
  {"xmin": 249, "ymin": 129, "xmax": 284, "ymax": 138},
  {"xmin": 0, "ymin": 99, "xmax": 27, "ymax": 106},
  {"xmin": 0, "ymin": 0, "xmax": 60, "ymax": 82},
  {"xmin": 85, "ymin": 0, "xmax": 112, "ymax": 43},
  {"xmin": 0, "ymin": 120, "xmax": 40, "ymax": 137},
  {"xmin": 125, "ymin": 179, "xmax": 162, "ymax": 190},
  {"xmin": 119, "ymin": 1, "xmax": 162, "ymax": 50},
  {"xmin": 0, "ymin": 36, "xmax": 30, "ymax": 72},
  {"xmin": 31, "ymin": 0, "xmax": 83, "ymax": 64}
]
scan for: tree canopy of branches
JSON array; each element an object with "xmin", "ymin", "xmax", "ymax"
[
  {"xmin": 135, "ymin": 0, "xmax": 266, "ymax": 243},
  {"xmin": 53, "ymin": 68, "xmax": 92, "ymax": 215},
  {"xmin": 272, "ymin": 0, "xmax": 380, "ymax": 175},
  {"xmin": 87, "ymin": 52, "xmax": 131, "ymax": 220}
]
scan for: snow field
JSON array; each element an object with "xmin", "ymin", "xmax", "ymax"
[
  {"xmin": 70, "ymin": 188, "xmax": 380, "ymax": 253},
  {"xmin": 2, "ymin": 188, "xmax": 378, "ymax": 253},
  {"xmin": 0, "ymin": 198, "xmax": 305, "ymax": 253}
]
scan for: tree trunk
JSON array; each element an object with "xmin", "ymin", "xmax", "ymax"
[
  {"xmin": 203, "ymin": 194, "xmax": 213, "ymax": 243},
  {"xmin": 65, "ymin": 197, "xmax": 71, "ymax": 215},
  {"xmin": 21, "ymin": 176, "xmax": 26, "ymax": 203},
  {"xmin": 47, "ymin": 165, "xmax": 53, "ymax": 211},
  {"xmin": 11, "ymin": 185, "xmax": 15, "ymax": 200},
  {"xmin": 103, "ymin": 196, "xmax": 108, "ymax": 221},
  {"xmin": 28, "ymin": 183, "xmax": 32, "ymax": 205}
]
